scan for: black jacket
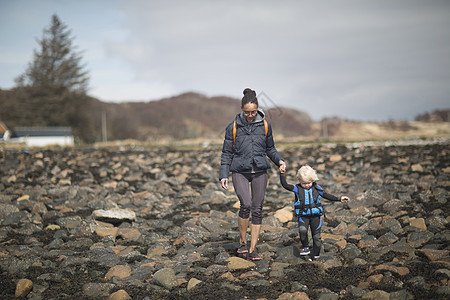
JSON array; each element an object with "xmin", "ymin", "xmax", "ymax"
[{"xmin": 219, "ymin": 110, "xmax": 283, "ymax": 180}]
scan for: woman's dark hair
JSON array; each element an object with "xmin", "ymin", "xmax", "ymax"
[{"xmin": 241, "ymin": 88, "xmax": 258, "ymax": 108}]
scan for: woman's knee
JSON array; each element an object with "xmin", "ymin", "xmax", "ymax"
[
  {"xmin": 249, "ymin": 205, "xmax": 263, "ymax": 224},
  {"xmin": 238, "ymin": 206, "xmax": 251, "ymax": 219}
]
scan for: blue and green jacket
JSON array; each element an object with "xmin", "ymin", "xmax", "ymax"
[{"xmin": 280, "ymin": 173, "xmax": 340, "ymax": 219}]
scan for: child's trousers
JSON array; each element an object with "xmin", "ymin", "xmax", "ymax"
[{"xmin": 298, "ymin": 215, "xmax": 322, "ymax": 257}]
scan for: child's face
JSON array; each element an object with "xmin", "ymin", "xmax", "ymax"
[{"xmin": 299, "ymin": 179, "xmax": 313, "ymax": 189}]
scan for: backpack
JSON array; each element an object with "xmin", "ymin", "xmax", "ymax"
[{"xmin": 233, "ymin": 119, "xmax": 268, "ymax": 148}]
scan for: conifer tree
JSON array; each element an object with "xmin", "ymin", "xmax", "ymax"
[{"xmin": 16, "ymin": 14, "xmax": 89, "ymax": 93}]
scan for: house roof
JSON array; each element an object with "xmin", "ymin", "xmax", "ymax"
[
  {"xmin": 0, "ymin": 121, "xmax": 8, "ymax": 134},
  {"xmin": 11, "ymin": 127, "xmax": 73, "ymax": 138}
]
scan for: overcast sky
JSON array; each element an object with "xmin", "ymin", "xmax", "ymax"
[{"xmin": 1, "ymin": 0, "xmax": 449, "ymax": 121}]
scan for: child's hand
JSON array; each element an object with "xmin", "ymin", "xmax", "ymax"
[{"xmin": 340, "ymin": 196, "xmax": 349, "ymax": 202}]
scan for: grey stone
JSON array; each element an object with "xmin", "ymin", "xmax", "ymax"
[
  {"xmin": 291, "ymin": 281, "xmax": 308, "ymax": 292},
  {"xmin": 0, "ymin": 203, "xmax": 19, "ymax": 220},
  {"xmin": 389, "ymin": 289, "xmax": 414, "ymax": 300},
  {"xmin": 152, "ymin": 268, "xmax": 178, "ymax": 289},
  {"xmin": 341, "ymin": 244, "xmax": 362, "ymax": 261},
  {"xmin": 246, "ymin": 279, "xmax": 270, "ymax": 288},
  {"xmin": 82, "ymin": 283, "xmax": 115, "ymax": 298},
  {"xmin": 2, "ymin": 211, "xmax": 32, "ymax": 226}
]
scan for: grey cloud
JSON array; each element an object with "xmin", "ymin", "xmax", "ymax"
[{"xmin": 107, "ymin": 0, "xmax": 450, "ymax": 120}]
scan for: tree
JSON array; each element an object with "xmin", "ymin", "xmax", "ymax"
[{"xmin": 16, "ymin": 14, "xmax": 89, "ymax": 93}]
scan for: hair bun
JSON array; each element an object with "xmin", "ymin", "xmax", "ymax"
[{"xmin": 243, "ymin": 88, "xmax": 255, "ymax": 96}]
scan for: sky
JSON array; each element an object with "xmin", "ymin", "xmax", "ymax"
[{"xmin": 1, "ymin": 0, "xmax": 449, "ymax": 121}]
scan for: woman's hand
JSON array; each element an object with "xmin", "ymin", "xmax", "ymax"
[
  {"xmin": 221, "ymin": 178, "xmax": 229, "ymax": 190},
  {"xmin": 279, "ymin": 161, "xmax": 286, "ymax": 174}
]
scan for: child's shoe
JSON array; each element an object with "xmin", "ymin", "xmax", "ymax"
[
  {"xmin": 313, "ymin": 256, "xmax": 320, "ymax": 261},
  {"xmin": 300, "ymin": 247, "xmax": 310, "ymax": 256}
]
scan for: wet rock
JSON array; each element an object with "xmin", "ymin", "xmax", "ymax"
[
  {"xmin": 152, "ymin": 267, "xmax": 178, "ymax": 289},
  {"xmin": 118, "ymin": 227, "xmax": 142, "ymax": 242},
  {"xmin": 348, "ymin": 190, "xmax": 388, "ymax": 210},
  {"xmin": 0, "ymin": 203, "xmax": 19, "ymax": 220},
  {"xmin": 416, "ymin": 249, "xmax": 450, "ymax": 261},
  {"xmin": 407, "ymin": 231, "xmax": 434, "ymax": 247},
  {"xmin": 361, "ymin": 290, "xmax": 390, "ymax": 300},
  {"xmin": 341, "ymin": 243, "xmax": 362, "ymax": 261},
  {"xmin": 389, "ymin": 289, "xmax": 414, "ymax": 300},
  {"xmin": 15, "ymin": 278, "xmax": 33, "ymax": 298},
  {"xmin": 187, "ymin": 278, "xmax": 202, "ymax": 290},
  {"xmin": 82, "ymin": 283, "xmax": 115, "ymax": 298},
  {"xmin": 246, "ymin": 279, "xmax": 270, "ymax": 287},
  {"xmin": 278, "ymin": 291, "xmax": 310, "ymax": 300},
  {"xmin": 105, "ymin": 264, "xmax": 131, "ymax": 280},
  {"xmin": 409, "ymin": 218, "xmax": 427, "ymax": 231},
  {"xmin": 205, "ymin": 264, "xmax": 228, "ymax": 276},
  {"xmin": 109, "ymin": 289, "xmax": 132, "ymax": 300},
  {"xmin": 276, "ymin": 246, "xmax": 303, "ymax": 264},
  {"xmin": 270, "ymin": 262, "xmax": 290, "ymax": 278}
]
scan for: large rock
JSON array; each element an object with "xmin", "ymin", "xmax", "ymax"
[{"xmin": 226, "ymin": 257, "xmax": 256, "ymax": 270}]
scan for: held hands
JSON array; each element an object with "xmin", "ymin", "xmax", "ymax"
[
  {"xmin": 340, "ymin": 196, "xmax": 349, "ymax": 202},
  {"xmin": 279, "ymin": 161, "xmax": 286, "ymax": 174}
]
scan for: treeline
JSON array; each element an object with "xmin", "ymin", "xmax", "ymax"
[
  {"xmin": 0, "ymin": 89, "xmax": 316, "ymax": 143},
  {"xmin": 415, "ymin": 109, "xmax": 450, "ymax": 122}
]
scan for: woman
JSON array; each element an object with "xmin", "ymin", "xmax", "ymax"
[{"xmin": 219, "ymin": 88, "xmax": 286, "ymax": 261}]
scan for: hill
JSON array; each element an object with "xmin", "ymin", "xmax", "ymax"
[
  {"xmin": 109, "ymin": 92, "xmax": 312, "ymax": 141},
  {"xmin": 1, "ymin": 88, "xmax": 449, "ymax": 144}
]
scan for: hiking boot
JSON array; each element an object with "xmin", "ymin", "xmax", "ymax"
[
  {"xmin": 248, "ymin": 251, "xmax": 262, "ymax": 261},
  {"xmin": 300, "ymin": 247, "xmax": 310, "ymax": 256},
  {"xmin": 237, "ymin": 243, "xmax": 248, "ymax": 254}
]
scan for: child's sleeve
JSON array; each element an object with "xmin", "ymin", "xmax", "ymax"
[
  {"xmin": 280, "ymin": 173, "xmax": 296, "ymax": 192},
  {"xmin": 316, "ymin": 184, "xmax": 340, "ymax": 201}
]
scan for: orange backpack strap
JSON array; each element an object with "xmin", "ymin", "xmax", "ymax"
[
  {"xmin": 233, "ymin": 120, "xmax": 237, "ymax": 148},
  {"xmin": 233, "ymin": 119, "xmax": 268, "ymax": 148}
]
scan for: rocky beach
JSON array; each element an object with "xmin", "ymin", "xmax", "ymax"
[{"xmin": 0, "ymin": 139, "xmax": 449, "ymax": 299}]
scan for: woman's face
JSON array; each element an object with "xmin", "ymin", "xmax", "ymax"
[{"xmin": 242, "ymin": 103, "xmax": 258, "ymax": 123}]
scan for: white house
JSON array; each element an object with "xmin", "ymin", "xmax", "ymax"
[{"xmin": 7, "ymin": 126, "xmax": 74, "ymax": 147}]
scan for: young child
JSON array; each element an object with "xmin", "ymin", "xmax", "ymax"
[{"xmin": 280, "ymin": 165, "xmax": 349, "ymax": 260}]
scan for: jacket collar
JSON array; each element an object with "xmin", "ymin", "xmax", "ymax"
[{"xmin": 235, "ymin": 109, "xmax": 265, "ymax": 126}]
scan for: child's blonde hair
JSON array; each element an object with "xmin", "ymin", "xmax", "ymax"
[{"xmin": 296, "ymin": 165, "xmax": 319, "ymax": 182}]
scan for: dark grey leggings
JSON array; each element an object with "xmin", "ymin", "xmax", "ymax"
[{"xmin": 232, "ymin": 171, "xmax": 268, "ymax": 225}]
